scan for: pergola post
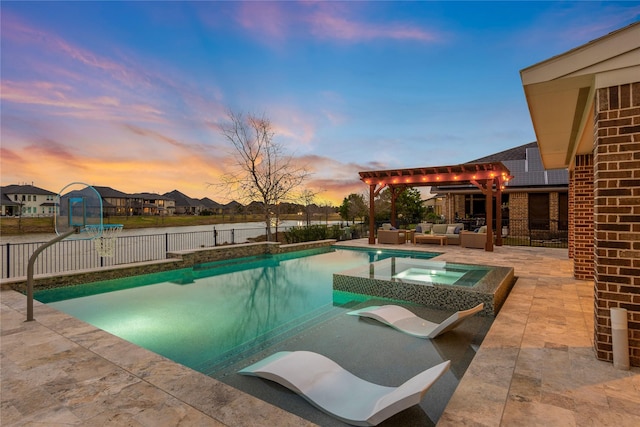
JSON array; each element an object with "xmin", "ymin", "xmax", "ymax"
[
  {"xmin": 484, "ymin": 180, "xmax": 494, "ymax": 252},
  {"xmin": 495, "ymin": 179, "xmax": 503, "ymax": 246},
  {"xmin": 368, "ymin": 184, "xmax": 376, "ymax": 244}
]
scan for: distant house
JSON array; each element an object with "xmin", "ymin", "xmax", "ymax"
[
  {"xmin": 164, "ymin": 190, "xmax": 204, "ymax": 215},
  {"xmin": 92, "ymin": 186, "xmax": 132, "ymax": 217},
  {"xmin": 130, "ymin": 192, "xmax": 175, "ymax": 216},
  {"xmin": 432, "ymin": 142, "xmax": 569, "ymax": 237},
  {"xmin": 223, "ymin": 200, "xmax": 243, "ymax": 216},
  {"xmin": 200, "ymin": 197, "xmax": 223, "ymax": 214},
  {"xmin": 0, "ymin": 184, "xmax": 57, "ymax": 217}
]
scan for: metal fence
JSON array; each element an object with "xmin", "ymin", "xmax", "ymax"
[
  {"xmin": 501, "ymin": 219, "xmax": 568, "ymax": 249},
  {"xmin": 1, "ymin": 226, "xmax": 282, "ymax": 279},
  {"xmin": 1, "ymin": 220, "xmax": 566, "ymax": 280}
]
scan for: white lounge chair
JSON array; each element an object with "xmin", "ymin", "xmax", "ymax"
[
  {"xmin": 238, "ymin": 351, "xmax": 450, "ymax": 426},
  {"xmin": 347, "ymin": 303, "xmax": 484, "ymax": 339}
]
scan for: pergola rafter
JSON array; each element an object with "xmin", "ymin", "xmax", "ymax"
[{"xmin": 359, "ymin": 162, "xmax": 512, "ymax": 252}]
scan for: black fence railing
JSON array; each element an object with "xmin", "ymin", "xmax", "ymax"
[
  {"xmin": 501, "ymin": 219, "xmax": 568, "ymax": 248},
  {"xmin": 1, "ymin": 224, "xmax": 366, "ymax": 280},
  {"xmin": 1, "ymin": 219, "xmax": 565, "ymax": 279}
]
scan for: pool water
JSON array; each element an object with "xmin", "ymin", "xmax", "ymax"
[{"xmin": 35, "ymin": 247, "xmax": 437, "ymax": 373}]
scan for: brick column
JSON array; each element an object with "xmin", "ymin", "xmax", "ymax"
[
  {"xmin": 572, "ymin": 154, "xmax": 594, "ymax": 280},
  {"xmin": 568, "ymin": 171, "xmax": 575, "ymax": 259},
  {"xmin": 593, "ymin": 82, "xmax": 640, "ymax": 366},
  {"xmin": 508, "ymin": 192, "xmax": 527, "ymax": 237},
  {"xmin": 550, "ymin": 192, "xmax": 559, "ymax": 234}
]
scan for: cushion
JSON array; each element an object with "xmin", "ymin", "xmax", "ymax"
[
  {"xmin": 446, "ymin": 225, "xmax": 457, "ymax": 234},
  {"xmin": 478, "ymin": 225, "xmax": 487, "ymax": 233},
  {"xmin": 432, "ymin": 224, "xmax": 447, "ymax": 234},
  {"xmin": 454, "ymin": 225, "xmax": 462, "ymax": 234},
  {"xmin": 415, "ymin": 225, "xmax": 422, "ymax": 233}
]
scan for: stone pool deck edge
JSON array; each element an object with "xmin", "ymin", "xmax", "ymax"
[{"xmin": 0, "ymin": 290, "xmax": 316, "ymax": 426}]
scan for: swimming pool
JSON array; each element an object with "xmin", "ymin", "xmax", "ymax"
[{"xmin": 34, "ymin": 247, "xmax": 437, "ymax": 373}]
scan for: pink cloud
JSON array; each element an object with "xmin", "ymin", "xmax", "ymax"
[
  {"xmin": 236, "ymin": 2, "xmax": 289, "ymax": 40},
  {"xmin": 0, "ymin": 147, "xmax": 24, "ymax": 164},
  {"xmin": 308, "ymin": 12, "xmax": 438, "ymax": 43},
  {"xmin": 230, "ymin": 2, "xmax": 439, "ymax": 45},
  {"xmin": 1, "ymin": 81, "xmax": 166, "ymax": 123},
  {"xmin": 2, "ymin": 13, "xmax": 149, "ymax": 89}
]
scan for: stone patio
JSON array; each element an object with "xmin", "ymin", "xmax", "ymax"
[{"xmin": 2, "ymin": 243, "xmax": 639, "ymax": 426}]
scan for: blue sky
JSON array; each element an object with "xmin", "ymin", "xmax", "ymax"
[{"xmin": 2, "ymin": 1, "xmax": 639, "ymax": 204}]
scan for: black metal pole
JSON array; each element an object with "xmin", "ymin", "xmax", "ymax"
[{"xmin": 26, "ymin": 228, "xmax": 77, "ymax": 321}]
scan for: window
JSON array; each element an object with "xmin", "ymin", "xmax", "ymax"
[{"xmin": 529, "ymin": 193, "xmax": 550, "ymax": 230}]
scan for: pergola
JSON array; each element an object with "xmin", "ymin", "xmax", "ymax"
[{"xmin": 359, "ymin": 162, "xmax": 512, "ymax": 251}]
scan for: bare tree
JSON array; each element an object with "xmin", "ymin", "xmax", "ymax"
[
  {"xmin": 218, "ymin": 111, "xmax": 310, "ymax": 241},
  {"xmin": 298, "ymin": 188, "xmax": 320, "ymax": 226}
]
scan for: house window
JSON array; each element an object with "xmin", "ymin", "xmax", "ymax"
[{"xmin": 529, "ymin": 193, "xmax": 550, "ymax": 230}]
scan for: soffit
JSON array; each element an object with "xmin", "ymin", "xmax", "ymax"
[{"xmin": 520, "ymin": 22, "xmax": 640, "ymax": 170}]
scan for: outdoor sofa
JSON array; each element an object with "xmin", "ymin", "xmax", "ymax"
[{"xmin": 415, "ymin": 222, "xmax": 464, "ymax": 245}]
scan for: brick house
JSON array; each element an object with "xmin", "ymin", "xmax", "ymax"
[
  {"xmin": 433, "ymin": 142, "xmax": 569, "ymax": 242},
  {"xmin": 521, "ymin": 22, "xmax": 639, "ymax": 366}
]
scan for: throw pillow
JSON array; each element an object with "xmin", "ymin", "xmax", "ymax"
[
  {"xmin": 415, "ymin": 225, "xmax": 422, "ymax": 233},
  {"xmin": 446, "ymin": 225, "xmax": 457, "ymax": 234},
  {"xmin": 454, "ymin": 225, "xmax": 462, "ymax": 234}
]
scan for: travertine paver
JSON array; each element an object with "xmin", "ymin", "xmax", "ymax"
[
  {"xmin": 2, "ymin": 242, "xmax": 639, "ymax": 426},
  {"xmin": 0, "ymin": 290, "xmax": 314, "ymax": 427}
]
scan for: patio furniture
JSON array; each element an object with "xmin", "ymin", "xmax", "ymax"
[
  {"xmin": 460, "ymin": 226, "xmax": 488, "ymax": 249},
  {"xmin": 414, "ymin": 234, "xmax": 447, "ymax": 245},
  {"xmin": 347, "ymin": 303, "xmax": 484, "ymax": 339},
  {"xmin": 238, "ymin": 350, "xmax": 450, "ymax": 426},
  {"xmin": 377, "ymin": 229, "xmax": 406, "ymax": 244}
]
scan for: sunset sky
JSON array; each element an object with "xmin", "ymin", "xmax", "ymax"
[{"xmin": 2, "ymin": 1, "xmax": 639, "ymax": 205}]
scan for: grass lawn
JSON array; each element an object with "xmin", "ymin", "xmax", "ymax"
[{"xmin": 1, "ymin": 213, "xmax": 341, "ymax": 236}]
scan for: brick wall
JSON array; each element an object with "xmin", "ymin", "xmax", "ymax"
[
  {"xmin": 572, "ymin": 154, "xmax": 595, "ymax": 280},
  {"xmin": 593, "ymin": 82, "xmax": 640, "ymax": 366},
  {"xmin": 508, "ymin": 192, "xmax": 528, "ymax": 234}
]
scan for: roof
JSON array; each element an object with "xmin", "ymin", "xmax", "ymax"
[
  {"xmin": 0, "ymin": 193, "xmax": 20, "ymax": 206},
  {"xmin": 468, "ymin": 142, "xmax": 538, "ymax": 163},
  {"xmin": 92, "ymin": 186, "xmax": 131, "ymax": 199},
  {"xmin": 163, "ymin": 190, "xmax": 200, "ymax": 207},
  {"xmin": 433, "ymin": 143, "xmax": 568, "ymax": 192},
  {"xmin": 520, "ymin": 22, "xmax": 640, "ymax": 169},
  {"xmin": 200, "ymin": 197, "xmax": 223, "ymax": 209},
  {"xmin": 130, "ymin": 192, "xmax": 172, "ymax": 201},
  {"xmin": 1, "ymin": 184, "xmax": 56, "ymax": 196}
]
